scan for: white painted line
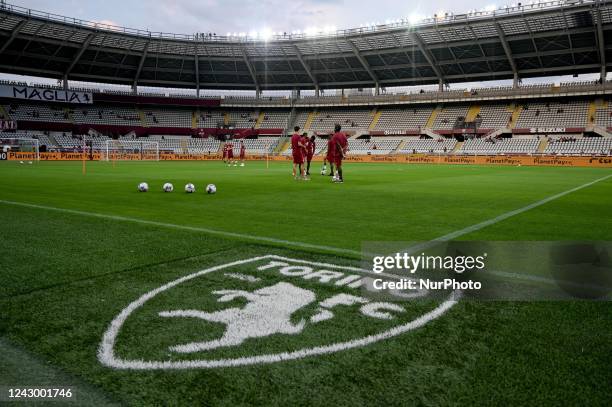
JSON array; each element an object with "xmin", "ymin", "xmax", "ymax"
[
  {"xmin": 1, "ymin": 172, "xmax": 610, "ymax": 286},
  {"xmin": 403, "ymin": 173, "xmax": 612, "ymax": 254},
  {"xmin": 224, "ymin": 273, "xmax": 261, "ymax": 282},
  {"xmin": 97, "ymin": 255, "xmax": 460, "ymax": 369},
  {"xmin": 0, "ymin": 199, "xmax": 361, "ymax": 257}
]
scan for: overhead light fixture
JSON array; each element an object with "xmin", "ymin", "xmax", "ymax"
[
  {"xmin": 260, "ymin": 29, "xmax": 272, "ymax": 41},
  {"xmin": 408, "ymin": 14, "xmax": 422, "ymax": 25}
]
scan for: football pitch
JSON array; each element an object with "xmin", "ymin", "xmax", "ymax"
[{"xmin": 1, "ymin": 160, "xmax": 611, "ymax": 406}]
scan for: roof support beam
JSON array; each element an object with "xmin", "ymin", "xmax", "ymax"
[
  {"xmin": 293, "ymin": 45, "xmax": 319, "ymax": 92},
  {"xmin": 133, "ymin": 39, "xmax": 150, "ymax": 89},
  {"xmin": 65, "ymin": 33, "xmax": 94, "ymax": 77},
  {"xmin": 0, "ymin": 20, "xmax": 26, "ymax": 55},
  {"xmin": 494, "ymin": 21, "xmax": 519, "ymax": 87},
  {"xmin": 595, "ymin": 2, "xmax": 607, "ymax": 81},
  {"xmin": 347, "ymin": 40, "xmax": 379, "ymax": 91},
  {"xmin": 241, "ymin": 48, "xmax": 260, "ymax": 94},
  {"xmin": 409, "ymin": 32, "xmax": 445, "ymax": 86}
]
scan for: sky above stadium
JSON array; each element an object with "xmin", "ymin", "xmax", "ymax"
[
  {"xmin": 1, "ymin": 0, "xmax": 601, "ymax": 89},
  {"xmin": 11, "ymin": 0, "xmax": 496, "ymax": 35}
]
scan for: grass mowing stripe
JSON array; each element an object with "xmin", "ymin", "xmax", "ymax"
[
  {"xmin": 0, "ymin": 338, "xmax": 118, "ymax": 406},
  {"xmin": 405, "ymin": 173, "xmax": 612, "ymax": 253},
  {"xmin": 0, "ymin": 172, "xmax": 609, "ymax": 264},
  {"xmin": 0, "ymin": 199, "xmax": 359, "ymax": 257},
  {"xmin": 2, "ymin": 246, "xmax": 240, "ymax": 300}
]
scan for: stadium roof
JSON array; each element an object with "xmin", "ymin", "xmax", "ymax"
[{"xmin": 1, "ymin": 0, "xmax": 612, "ymax": 91}]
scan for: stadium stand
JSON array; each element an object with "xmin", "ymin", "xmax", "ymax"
[
  {"xmin": 228, "ymin": 138, "xmax": 279, "ymax": 154},
  {"xmin": 0, "ymin": 130, "xmax": 56, "ymax": 149},
  {"xmin": 258, "ymin": 112, "xmax": 290, "ymax": 129},
  {"xmin": 477, "ymin": 105, "xmax": 512, "ymax": 129},
  {"xmin": 73, "ymin": 107, "xmax": 140, "ymax": 125},
  {"xmin": 142, "ymin": 109, "xmax": 191, "ymax": 128},
  {"xmin": 309, "ymin": 109, "xmax": 373, "ymax": 133},
  {"xmin": 147, "ymin": 136, "xmax": 220, "ymax": 154},
  {"xmin": 594, "ymin": 102, "xmax": 612, "ymax": 127},
  {"xmin": 544, "ymin": 137, "xmax": 612, "ymax": 155},
  {"xmin": 515, "ymin": 101, "xmax": 589, "ymax": 128},
  {"xmin": 228, "ymin": 111, "xmax": 258, "ymax": 128},
  {"xmin": 4, "ymin": 104, "xmax": 71, "ymax": 123},
  {"xmin": 459, "ymin": 137, "xmax": 540, "ymax": 155},
  {"xmin": 197, "ymin": 111, "xmax": 226, "ymax": 128},
  {"xmin": 347, "ymin": 138, "xmax": 402, "ymax": 155},
  {"xmin": 398, "ymin": 138, "xmax": 457, "ymax": 154},
  {"xmin": 373, "ymin": 107, "xmax": 433, "ymax": 132},
  {"xmin": 433, "ymin": 105, "xmax": 470, "ymax": 130}
]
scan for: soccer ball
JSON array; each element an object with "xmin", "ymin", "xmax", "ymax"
[
  {"xmin": 163, "ymin": 182, "xmax": 174, "ymax": 192},
  {"xmin": 137, "ymin": 182, "xmax": 149, "ymax": 192},
  {"xmin": 321, "ymin": 169, "xmax": 326, "ymax": 175},
  {"xmin": 185, "ymin": 183, "xmax": 195, "ymax": 193},
  {"xmin": 206, "ymin": 184, "xmax": 217, "ymax": 194}
]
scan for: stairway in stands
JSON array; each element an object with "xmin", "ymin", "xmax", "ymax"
[
  {"xmin": 48, "ymin": 133, "xmax": 59, "ymax": 147},
  {"xmin": 451, "ymin": 141, "xmax": 463, "ymax": 154},
  {"xmin": 304, "ymin": 111, "xmax": 317, "ymax": 131},
  {"xmin": 465, "ymin": 105, "xmax": 481, "ymax": 122},
  {"xmin": 425, "ymin": 105, "xmax": 442, "ymax": 129},
  {"xmin": 587, "ymin": 99, "xmax": 608, "ymax": 126},
  {"xmin": 508, "ymin": 104, "xmax": 522, "ymax": 129},
  {"xmin": 138, "ymin": 108, "xmax": 146, "ymax": 127},
  {"xmin": 254, "ymin": 111, "xmax": 265, "ymax": 129},
  {"xmin": 536, "ymin": 137, "xmax": 548, "ymax": 153},
  {"xmin": 64, "ymin": 107, "xmax": 74, "ymax": 123},
  {"xmin": 393, "ymin": 139, "xmax": 406, "ymax": 154},
  {"xmin": 275, "ymin": 137, "xmax": 290, "ymax": 154},
  {"xmin": 368, "ymin": 108, "xmax": 382, "ymax": 130}
]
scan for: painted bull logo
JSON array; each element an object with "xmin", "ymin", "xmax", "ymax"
[{"xmin": 159, "ymin": 282, "xmax": 315, "ymax": 353}]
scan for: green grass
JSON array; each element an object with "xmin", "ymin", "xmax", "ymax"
[{"xmin": 0, "ymin": 160, "xmax": 611, "ymax": 406}]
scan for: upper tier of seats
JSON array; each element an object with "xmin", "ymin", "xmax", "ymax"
[
  {"xmin": 2, "ymin": 99, "xmax": 610, "ymax": 135},
  {"xmin": 515, "ymin": 101, "xmax": 589, "ymax": 128},
  {"xmin": 373, "ymin": 107, "xmax": 432, "ymax": 132}
]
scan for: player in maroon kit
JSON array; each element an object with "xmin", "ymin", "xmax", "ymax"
[
  {"xmin": 239, "ymin": 140, "xmax": 246, "ymax": 166},
  {"xmin": 323, "ymin": 135, "xmax": 335, "ymax": 176},
  {"xmin": 301, "ymin": 133, "xmax": 310, "ymax": 176},
  {"xmin": 222, "ymin": 141, "xmax": 228, "ymax": 163},
  {"xmin": 227, "ymin": 141, "xmax": 236, "ymax": 166},
  {"xmin": 331, "ymin": 124, "xmax": 348, "ymax": 183},
  {"xmin": 306, "ymin": 135, "xmax": 316, "ymax": 175},
  {"xmin": 290, "ymin": 126, "xmax": 306, "ymax": 179}
]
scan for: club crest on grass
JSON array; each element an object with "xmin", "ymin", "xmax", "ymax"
[{"xmin": 98, "ymin": 255, "xmax": 458, "ymax": 370}]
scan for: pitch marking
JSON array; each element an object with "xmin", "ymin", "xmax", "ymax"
[
  {"xmin": 97, "ymin": 255, "xmax": 459, "ymax": 369},
  {"xmin": 1, "ymin": 172, "xmax": 610, "ymax": 285}
]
